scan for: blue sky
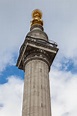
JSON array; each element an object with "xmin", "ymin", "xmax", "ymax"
[{"xmin": 0, "ymin": 0, "xmax": 77, "ymax": 116}]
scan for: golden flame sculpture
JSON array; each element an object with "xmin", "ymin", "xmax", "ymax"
[{"xmin": 31, "ymin": 9, "xmax": 43, "ymax": 27}]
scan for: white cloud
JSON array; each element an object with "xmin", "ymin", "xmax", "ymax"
[
  {"xmin": 0, "ymin": 69, "xmax": 77, "ymax": 116},
  {"xmin": 0, "ymin": 52, "xmax": 15, "ymax": 72},
  {"xmin": 0, "ymin": 0, "xmax": 77, "ymax": 72},
  {"xmin": 0, "ymin": 76, "xmax": 23, "ymax": 116},
  {"xmin": 50, "ymin": 68, "xmax": 77, "ymax": 116},
  {"xmin": 0, "ymin": 1, "xmax": 77, "ymax": 115}
]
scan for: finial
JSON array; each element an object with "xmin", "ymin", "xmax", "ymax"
[{"xmin": 31, "ymin": 9, "xmax": 43, "ymax": 27}]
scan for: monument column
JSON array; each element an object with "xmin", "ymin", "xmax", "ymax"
[
  {"xmin": 16, "ymin": 9, "xmax": 58, "ymax": 116},
  {"xmin": 23, "ymin": 59, "xmax": 51, "ymax": 116}
]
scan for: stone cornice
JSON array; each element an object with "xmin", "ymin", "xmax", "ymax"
[{"xmin": 16, "ymin": 37, "xmax": 58, "ymax": 70}]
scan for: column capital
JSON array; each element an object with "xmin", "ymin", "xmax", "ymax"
[{"xmin": 16, "ymin": 37, "xmax": 58, "ymax": 71}]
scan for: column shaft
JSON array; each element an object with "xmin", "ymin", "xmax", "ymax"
[{"xmin": 22, "ymin": 59, "xmax": 51, "ymax": 116}]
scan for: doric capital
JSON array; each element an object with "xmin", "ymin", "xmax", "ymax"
[
  {"xmin": 16, "ymin": 37, "xmax": 58, "ymax": 71},
  {"xmin": 23, "ymin": 49, "xmax": 50, "ymax": 71}
]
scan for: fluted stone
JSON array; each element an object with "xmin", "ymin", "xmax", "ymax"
[{"xmin": 22, "ymin": 59, "xmax": 51, "ymax": 116}]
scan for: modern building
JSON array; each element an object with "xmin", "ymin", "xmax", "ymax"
[{"xmin": 16, "ymin": 9, "xmax": 58, "ymax": 116}]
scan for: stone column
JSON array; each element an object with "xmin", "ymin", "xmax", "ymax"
[
  {"xmin": 22, "ymin": 59, "xmax": 51, "ymax": 116},
  {"xmin": 16, "ymin": 9, "xmax": 58, "ymax": 116}
]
